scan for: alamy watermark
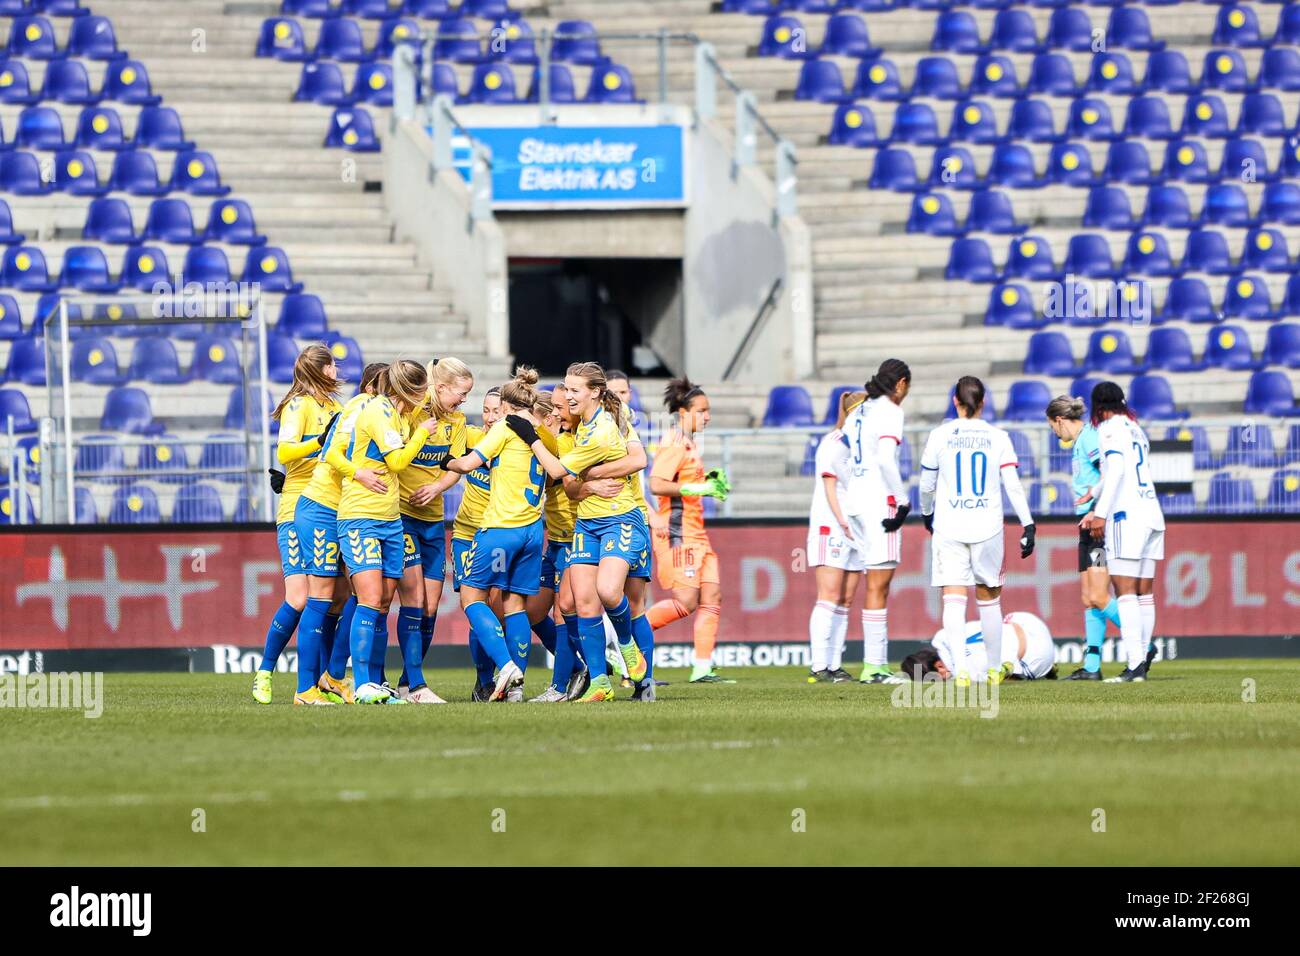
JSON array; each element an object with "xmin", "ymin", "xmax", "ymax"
[
  {"xmin": 0, "ymin": 671, "xmax": 104, "ymax": 718},
  {"xmin": 890, "ymin": 676, "xmax": 999, "ymax": 719}
]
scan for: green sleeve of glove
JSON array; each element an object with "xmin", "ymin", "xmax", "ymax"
[{"xmin": 679, "ymin": 482, "xmax": 714, "ymax": 497}]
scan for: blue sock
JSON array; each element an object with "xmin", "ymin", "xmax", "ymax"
[
  {"xmin": 397, "ymin": 606, "xmax": 425, "ymax": 690},
  {"xmin": 632, "ymin": 613, "xmax": 654, "ymax": 681},
  {"xmin": 369, "ymin": 609, "xmax": 389, "ymax": 686},
  {"xmin": 578, "ymin": 615, "xmax": 607, "ymax": 680},
  {"xmin": 532, "ymin": 615, "xmax": 557, "ymax": 654},
  {"xmin": 296, "ymin": 597, "xmax": 331, "ymax": 693},
  {"xmin": 329, "ymin": 595, "xmax": 357, "ymax": 680},
  {"xmin": 552, "ymin": 615, "xmax": 579, "ymax": 691},
  {"xmin": 504, "ymin": 610, "xmax": 531, "ymax": 673},
  {"xmin": 421, "ymin": 614, "xmax": 436, "ymax": 660},
  {"xmin": 468, "ymin": 629, "xmax": 496, "ymax": 687},
  {"xmin": 349, "ymin": 604, "xmax": 380, "ymax": 687},
  {"xmin": 465, "ymin": 601, "xmax": 511, "ymax": 669},
  {"xmin": 259, "ymin": 601, "xmax": 301, "ymax": 672},
  {"xmin": 607, "ymin": 595, "xmax": 632, "ymax": 645},
  {"xmin": 319, "ymin": 611, "xmax": 340, "ymax": 681},
  {"xmin": 1099, "ymin": 597, "xmax": 1120, "ymax": 628},
  {"xmin": 565, "ymin": 614, "xmax": 585, "ymax": 667},
  {"xmin": 1083, "ymin": 608, "xmax": 1106, "ymax": 673}
]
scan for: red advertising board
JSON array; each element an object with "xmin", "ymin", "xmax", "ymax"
[{"xmin": 1, "ymin": 521, "xmax": 1298, "ymax": 650}]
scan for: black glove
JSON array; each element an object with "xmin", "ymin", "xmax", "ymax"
[
  {"xmin": 317, "ymin": 413, "xmax": 339, "ymax": 447},
  {"xmin": 434, "ymin": 452, "xmax": 456, "ymax": 471},
  {"xmin": 881, "ymin": 503, "xmax": 910, "ymax": 533},
  {"xmin": 505, "ymin": 414, "xmax": 539, "ymax": 446},
  {"xmin": 923, "ymin": 512, "xmax": 934, "ymax": 535},
  {"xmin": 1020, "ymin": 523, "xmax": 1036, "ymax": 559},
  {"xmin": 267, "ymin": 468, "xmax": 285, "ymax": 494}
]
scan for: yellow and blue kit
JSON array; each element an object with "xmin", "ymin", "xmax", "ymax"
[
  {"xmin": 562, "ymin": 407, "xmax": 650, "ymax": 568},
  {"xmin": 294, "ymin": 392, "xmax": 369, "ymax": 578},
  {"xmin": 273, "ymin": 393, "xmax": 341, "ymax": 577},
  {"xmin": 540, "ymin": 429, "xmax": 577, "ymax": 591},
  {"xmin": 451, "ymin": 424, "xmax": 492, "ymax": 591},
  {"xmin": 399, "ymin": 410, "xmax": 466, "ymax": 579}
]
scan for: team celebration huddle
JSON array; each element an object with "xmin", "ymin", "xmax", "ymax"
[{"xmin": 252, "ymin": 346, "xmax": 731, "ymax": 706}]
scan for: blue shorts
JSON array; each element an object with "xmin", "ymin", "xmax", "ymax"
[
  {"xmin": 339, "ymin": 517, "xmax": 405, "ymax": 579},
  {"xmin": 463, "ymin": 519, "xmax": 545, "ymax": 595},
  {"xmin": 294, "ymin": 496, "xmax": 341, "ymax": 577},
  {"xmin": 452, "ymin": 536, "xmax": 473, "ymax": 592},
  {"xmin": 402, "ymin": 515, "xmax": 448, "ymax": 579},
  {"xmin": 571, "ymin": 512, "xmax": 650, "ymax": 568},
  {"xmin": 630, "ymin": 541, "xmax": 652, "ymax": 580},
  {"xmin": 540, "ymin": 539, "xmax": 571, "ymax": 592},
  {"xmin": 276, "ymin": 520, "xmax": 306, "ymax": 578}
]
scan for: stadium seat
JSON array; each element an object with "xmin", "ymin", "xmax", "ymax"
[
  {"xmin": 1258, "ymin": 48, "xmax": 1300, "ymax": 91},
  {"xmin": 551, "ymin": 20, "xmax": 601, "ymax": 65},
  {"xmin": 1141, "ymin": 184, "xmax": 1195, "ymax": 228},
  {"xmin": 172, "ymin": 481, "xmax": 227, "ymax": 523},
  {"xmin": 182, "ymin": 246, "xmax": 232, "ymax": 287},
  {"xmin": 1238, "ymin": 93, "xmax": 1287, "ymax": 138},
  {"xmin": 75, "ymin": 434, "xmax": 127, "ymax": 482},
  {"xmin": 913, "ymin": 56, "xmax": 965, "ymax": 100},
  {"xmin": 1222, "ymin": 275, "xmax": 1277, "ymax": 320},
  {"xmin": 41, "ymin": 60, "xmax": 100, "ymax": 105},
  {"xmin": 483, "ymin": 18, "xmax": 537, "ymax": 65},
  {"xmin": 82, "ymin": 197, "xmax": 136, "ymax": 244},
  {"xmin": 101, "ymin": 386, "xmax": 165, "ymax": 434},
  {"xmin": 966, "ymin": 190, "xmax": 1024, "ymax": 234},
  {"xmin": 526, "ymin": 64, "xmax": 576, "ymax": 104},
  {"xmin": 985, "ymin": 283, "xmax": 1041, "ymax": 328},
  {"xmin": 1003, "ymin": 380, "xmax": 1052, "ymax": 421},
  {"xmin": 1146, "ymin": 327, "xmax": 1205, "ymax": 372},
  {"xmin": 1161, "ymin": 140, "xmax": 1212, "ymax": 183},
  {"xmin": 906, "ymin": 192, "xmax": 960, "ymax": 236},
  {"xmin": 1181, "ymin": 94, "xmax": 1231, "ymax": 139},
  {"xmin": 314, "ymin": 18, "xmax": 371, "ymax": 62},
  {"xmin": 59, "ymin": 245, "xmax": 118, "ymax": 292},
  {"xmin": 0, "ymin": 386, "xmax": 36, "ymax": 432},
  {"xmin": 985, "ymin": 143, "xmax": 1047, "ymax": 191},
  {"xmin": 199, "ymin": 432, "xmax": 248, "ymax": 480},
  {"xmin": 759, "ymin": 15, "xmax": 811, "ymax": 59},
  {"xmin": 92, "ymin": 301, "xmax": 139, "ymax": 336},
  {"xmin": 102, "ymin": 61, "xmax": 162, "ymax": 105},
  {"xmin": 1, "ymin": 246, "xmax": 56, "ymax": 292},
  {"xmin": 869, "ymin": 148, "xmax": 921, "ymax": 191},
  {"xmin": 1265, "ymin": 469, "xmax": 1300, "ymax": 512},
  {"xmin": 345, "ymin": 0, "xmax": 400, "ymax": 20},
  {"xmin": 70, "ymin": 336, "xmax": 127, "ymax": 385},
  {"xmin": 283, "ymin": 0, "xmax": 341, "ymax": 17},
  {"xmin": 948, "ymin": 100, "xmax": 1000, "ymax": 144},
  {"xmin": 890, "ymin": 102, "xmax": 943, "ymax": 145},
  {"xmin": 970, "ymin": 55, "xmax": 1021, "ymax": 98},
  {"xmin": 243, "ymin": 248, "xmax": 302, "ymax": 294},
  {"xmin": 795, "ymin": 59, "xmax": 847, "ymax": 102},
  {"xmin": 67, "ymin": 14, "xmax": 124, "ymax": 60},
  {"xmin": 989, "ymin": 9, "xmax": 1041, "ymax": 52},
  {"xmin": 1048, "ymin": 142, "xmax": 1099, "ymax": 187},
  {"xmin": 325, "ymin": 335, "xmax": 363, "ymax": 382},
  {"xmin": 109, "ymin": 150, "xmax": 169, "ymax": 196},
  {"xmin": 109, "ymin": 484, "xmax": 162, "ymax": 524},
  {"xmin": 1206, "ymin": 472, "xmax": 1256, "ymax": 514},
  {"xmin": 351, "ymin": 63, "xmax": 393, "ymax": 105},
  {"xmin": 75, "ymin": 107, "xmax": 128, "ymax": 151},
  {"xmin": 128, "ymin": 336, "xmax": 189, "ymax": 384},
  {"xmin": 1068, "ymin": 98, "xmax": 1122, "ymax": 141},
  {"xmin": 1002, "ymin": 429, "xmax": 1038, "ymax": 478},
  {"xmin": 294, "ymin": 62, "xmax": 353, "ymax": 104},
  {"xmin": 1123, "ymin": 231, "xmax": 1178, "ymax": 277},
  {"xmin": 1088, "ymin": 52, "xmax": 1139, "ymax": 94},
  {"xmin": 1108, "ymin": 6, "xmax": 1163, "ymax": 51},
  {"xmin": 1084, "ymin": 186, "xmax": 1137, "ymax": 230},
  {"xmin": 1212, "ymin": 4, "xmax": 1264, "ymax": 48},
  {"xmin": 16, "ymin": 107, "xmax": 68, "ymax": 150},
  {"xmin": 1128, "ymin": 374, "xmax": 1186, "ymax": 419},
  {"xmin": 120, "ymin": 246, "xmax": 171, "ymax": 291},
  {"xmin": 171, "ymin": 151, "xmax": 231, "ymax": 196},
  {"xmin": 0, "ymin": 62, "xmax": 41, "ymax": 106},
  {"xmin": 54, "ymin": 150, "xmax": 108, "ymax": 196},
  {"xmin": 1063, "ymin": 233, "xmax": 1119, "ymax": 279},
  {"xmin": 256, "ymin": 18, "xmax": 311, "ymax": 61},
  {"xmin": 1264, "ymin": 323, "xmax": 1300, "ymax": 368},
  {"xmin": 1144, "ymin": 49, "xmax": 1195, "ymax": 94},
  {"xmin": 278, "ymin": 293, "xmax": 329, "ymax": 337},
  {"xmin": 1029, "ymin": 480, "xmax": 1072, "ymax": 516},
  {"xmin": 1124, "ymin": 96, "xmax": 1175, "ymax": 140},
  {"xmin": 266, "ymin": 334, "xmax": 299, "ymax": 384},
  {"xmin": 1105, "ymin": 140, "xmax": 1158, "ymax": 184},
  {"xmin": 374, "ymin": 18, "xmax": 421, "ymax": 59},
  {"xmin": 828, "ymin": 103, "xmax": 882, "ymax": 147},
  {"xmin": 932, "ymin": 10, "xmax": 987, "ymax": 54},
  {"xmin": 821, "ymin": 14, "xmax": 879, "ymax": 58},
  {"xmin": 945, "ymin": 237, "xmax": 998, "ymax": 281},
  {"xmin": 434, "ymin": 19, "xmax": 479, "ymax": 61},
  {"xmin": 8, "ymin": 16, "xmax": 62, "ymax": 59},
  {"xmin": 1023, "ymin": 330, "xmax": 1076, "ymax": 375},
  {"xmin": 1202, "ymin": 50, "xmax": 1251, "ymax": 93},
  {"xmin": 188, "ymin": 335, "xmax": 242, "ymax": 385},
  {"xmin": 1242, "ymin": 228, "xmax": 1291, "ymax": 273},
  {"xmin": 1165, "ymin": 424, "xmax": 1214, "ymax": 470},
  {"xmin": 325, "ymin": 106, "xmax": 381, "ymax": 151},
  {"xmin": 137, "ymin": 199, "xmax": 196, "ymax": 246},
  {"xmin": 403, "ymin": 0, "xmax": 454, "ymax": 17},
  {"xmin": 1161, "ymin": 277, "xmax": 1219, "ymax": 323},
  {"xmin": 1220, "ymin": 423, "xmax": 1277, "ymax": 468},
  {"xmin": 1083, "ymin": 328, "xmax": 1143, "ymax": 374},
  {"xmin": 134, "ymin": 107, "xmax": 195, "ymax": 151},
  {"xmin": 762, "ymin": 385, "xmax": 815, "ymax": 427},
  {"xmin": 1046, "ymin": 7, "xmax": 1093, "ymax": 51},
  {"xmin": 467, "ymin": 63, "xmax": 518, "ymax": 103},
  {"xmin": 928, "ymin": 145, "xmax": 981, "ymax": 189},
  {"xmin": 1183, "ymin": 229, "xmax": 1236, "ymax": 275},
  {"xmin": 1003, "ymin": 234, "xmax": 1058, "ymax": 280},
  {"xmin": 0, "ymin": 295, "xmax": 21, "ymax": 339},
  {"xmin": 1203, "ymin": 324, "xmax": 1261, "ymax": 370},
  {"xmin": 852, "ymin": 58, "xmax": 904, "ymax": 100},
  {"xmin": 3, "ymin": 336, "xmax": 44, "ymax": 385},
  {"xmin": 1201, "ymin": 183, "xmax": 1256, "ymax": 228},
  {"xmin": 203, "ymin": 200, "xmax": 266, "ymax": 246},
  {"xmin": 585, "ymin": 63, "xmax": 638, "ymax": 103},
  {"xmin": 137, "ymin": 434, "xmax": 190, "ymax": 481}
]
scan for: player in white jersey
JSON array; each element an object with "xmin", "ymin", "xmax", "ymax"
[
  {"xmin": 840, "ymin": 359, "xmax": 912, "ymax": 684},
  {"xmin": 900, "ymin": 611, "xmax": 1057, "ymax": 681},
  {"xmin": 1083, "ymin": 382, "xmax": 1165, "ymax": 683},
  {"xmin": 806, "ymin": 389, "xmax": 866, "ymax": 683},
  {"xmin": 919, "ymin": 376, "xmax": 1035, "ymax": 686}
]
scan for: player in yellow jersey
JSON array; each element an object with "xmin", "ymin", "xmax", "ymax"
[
  {"xmin": 294, "ymin": 362, "xmax": 388, "ymax": 704},
  {"xmin": 441, "ymin": 367, "xmax": 555, "ymax": 701},
  {"xmin": 252, "ymin": 345, "xmax": 342, "ymax": 706},
  {"xmin": 337, "ymin": 360, "xmax": 440, "ymax": 704},
  {"xmin": 518, "ymin": 362, "xmax": 650, "ymax": 703},
  {"xmin": 392, "ymin": 357, "xmax": 474, "ymax": 704}
]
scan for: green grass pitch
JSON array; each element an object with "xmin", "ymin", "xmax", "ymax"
[{"xmin": 1, "ymin": 660, "xmax": 1296, "ymax": 866}]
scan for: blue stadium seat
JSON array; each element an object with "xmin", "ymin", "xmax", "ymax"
[
  {"xmin": 16, "ymin": 106, "xmax": 67, "ymax": 150},
  {"xmin": 1264, "ymin": 323, "xmax": 1300, "ymax": 367},
  {"xmin": 912, "ymin": 56, "xmax": 964, "ymax": 100},
  {"xmin": 931, "ymin": 10, "xmax": 987, "ymax": 53},
  {"xmin": 54, "ymin": 150, "xmax": 107, "ymax": 196},
  {"xmin": 1266, "ymin": 470, "xmax": 1300, "ymax": 513},
  {"xmin": 171, "ymin": 151, "xmax": 231, "ymax": 196},
  {"xmin": 1206, "ymin": 472, "xmax": 1256, "ymax": 514},
  {"xmin": 8, "ymin": 16, "xmax": 62, "ymax": 58},
  {"xmin": 970, "ymin": 54, "xmax": 1021, "ymax": 98},
  {"xmin": 890, "ymin": 102, "xmax": 943, "ymax": 145},
  {"xmin": 1222, "ymin": 275, "xmax": 1277, "ymax": 320},
  {"xmin": 137, "ymin": 434, "xmax": 190, "ymax": 481},
  {"xmin": 795, "ymin": 59, "xmax": 847, "ymax": 102},
  {"xmin": 1004, "ymin": 234, "xmax": 1058, "ymax": 280},
  {"xmin": 256, "ymin": 18, "xmax": 311, "ymax": 61},
  {"xmin": 525, "ymin": 63, "xmax": 575, "ymax": 103},
  {"xmin": 1146, "ymin": 327, "xmax": 1205, "ymax": 372},
  {"xmin": 1220, "ymin": 423, "xmax": 1276, "ymax": 468},
  {"xmin": 1202, "ymin": 49, "xmax": 1251, "ymax": 93},
  {"xmin": 0, "ymin": 294, "xmax": 21, "ymax": 339},
  {"xmin": 821, "ymin": 13, "xmax": 879, "ymax": 58},
  {"xmin": 101, "ymin": 386, "xmax": 164, "ymax": 434},
  {"xmin": 1023, "ymin": 330, "xmax": 1076, "ymax": 375},
  {"xmin": 374, "ymin": 18, "xmax": 421, "ymax": 59},
  {"xmin": 1088, "ymin": 51, "xmax": 1139, "ymax": 94},
  {"xmin": 283, "ymin": 0, "xmax": 341, "ymax": 16},
  {"xmin": 1063, "ymin": 233, "xmax": 1120, "ymax": 279},
  {"xmin": 1258, "ymin": 48, "xmax": 1300, "ymax": 91},
  {"xmin": 927, "ymin": 145, "xmax": 980, "ymax": 189},
  {"xmin": 1161, "ymin": 277, "xmax": 1218, "ymax": 323},
  {"xmin": 1008, "ymin": 101, "xmax": 1061, "ymax": 146},
  {"xmin": 459, "ymin": 0, "xmax": 514, "ymax": 18},
  {"xmin": 1104, "ymin": 140, "xmax": 1156, "ymax": 185},
  {"xmin": 92, "ymin": 301, "xmax": 140, "ymax": 336},
  {"xmin": 1107, "ymin": 6, "xmax": 1163, "ymax": 51},
  {"xmin": 1283, "ymin": 275, "xmax": 1300, "ymax": 318},
  {"xmin": 1242, "ymin": 228, "xmax": 1291, "ymax": 273},
  {"xmin": 948, "ymin": 99, "xmax": 1000, "ymax": 143},
  {"xmin": 266, "ymin": 333, "xmax": 299, "ymax": 384},
  {"xmin": 1004, "ymin": 379, "xmax": 1052, "ymax": 421},
  {"xmin": 1139, "ymin": 184, "xmax": 1193, "ymax": 229},
  {"xmin": 1068, "ymin": 98, "xmax": 1121, "ymax": 141},
  {"xmin": 1084, "ymin": 186, "xmax": 1137, "ymax": 230},
  {"xmin": 325, "ymin": 335, "xmax": 363, "ymax": 381},
  {"xmin": 966, "ymin": 189, "xmax": 1024, "ymax": 233},
  {"xmin": 1278, "ymin": 3, "xmax": 1300, "ymax": 45},
  {"xmin": 75, "ymin": 434, "xmax": 127, "ymax": 482},
  {"xmin": 1182, "ymin": 229, "xmax": 1235, "ymax": 274},
  {"xmin": 1221, "ymin": 138, "xmax": 1276, "ymax": 183},
  {"xmin": 67, "ymin": 14, "xmax": 124, "ymax": 59},
  {"xmin": 314, "ymin": 17, "xmax": 372, "ymax": 62},
  {"xmin": 817, "ymin": 385, "xmax": 857, "ymax": 426},
  {"xmin": 1202, "ymin": 323, "xmax": 1261, "ymax": 370},
  {"xmin": 1047, "ymin": 142, "xmax": 1099, "ymax": 187},
  {"xmin": 906, "ymin": 192, "xmax": 960, "ymax": 235},
  {"xmin": 1, "ymin": 246, "xmax": 56, "ymax": 292},
  {"xmin": 1238, "ymin": 93, "xmax": 1287, "ymax": 138},
  {"xmin": 190, "ymin": 335, "xmax": 243, "ymax": 384},
  {"xmin": 403, "ymin": 0, "xmax": 454, "ymax": 17},
  {"xmin": 1181, "ymin": 94, "xmax": 1231, "ymax": 139},
  {"xmin": 1144, "ymin": 49, "xmax": 1195, "ymax": 94},
  {"xmin": 434, "ymin": 18, "xmax": 479, "ymax": 61},
  {"xmin": 294, "ymin": 62, "xmax": 353, "ymax": 104},
  {"xmin": 41, "ymin": 60, "xmax": 100, "ymax": 105},
  {"xmin": 1245, "ymin": 370, "xmax": 1300, "ymax": 415},
  {"xmin": 1123, "ymin": 231, "xmax": 1178, "ymax": 276},
  {"xmin": 985, "ymin": 283, "xmax": 1042, "ymax": 328},
  {"xmin": 0, "ymin": 487, "xmax": 35, "ymax": 524},
  {"xmin": 1212, "ymin": 3, "xmax": 1264, "ymax": 47},
  {"xmin": 82, "ymin": 197, "xmax": 136, "ymax": 243},
  {"xmin": 1003, "ymin": 428, "xmax": 1038, "ymax": 478},
  {"xmin": 182, "ymin": 246, "xmax": 232, "ymax": 286},
  {"xmin": 990, "ymin": 9, "xmax": 1042, "ymax": 52},
  {"xmin": 1030, "ymin": 480, "xmax": 1073, "ymax": 516},
  {"xmin": 134, "ymin": 107, "xmax": 195, "ymax": 151},
  {"xmin": 759, "ymin": 15, "xmax": 811, "ymax": 59},
  {"xmin": 120, "ymin": 246, "xmax": 170, "ymax": 291},
  {"xmin": 174, "ymin": 481, "xmax": 227, "ymax": 522},
  {"xmin": 128, "ymin": 336, "xmax": 189, "ymax": 384},
  {"xmin": 1083, "ymin": 328, "xmax": 1143, "ymax": 374},
  {"xmin": 325, "ymin": 106, "xmax": 381, "ymax": 150},
  {"xmin": 945, "ymin": 237, "xmax": 998, "ymax": 281},
  {"xmin": 75, "ymin": 107, "xmax": 127, "ymax": 151},
  {"xmin": 1280, "ymin": 142, "xmax": 1300, "ymax": 181},
  {"xmin": 4, "ymin": 336, "xmax": 44, "ymax": 385},
  {"xmin": 0, "ymin": 388, "xmax": 35, "ymax": 431},
  {"xmin": 109, "ymin": 150, "xmax": 168, "ymax": 196},
  {"xmin": 852, "ymin": 58, "xmax": 904, "ymax": 100},
  {"xmin": 551, "ymin": 20, "xmax": 601, "ymax": 65},
  {"xmin": 278, "ymin": 293, "xmax": 329, "ymax": 337},
  {"xmin": 484, "ymin": 17, "xmax": 537, "ymax": 64},
  {"xmin": 467, "ymin": 63, "xmax": 518, "ymax": 103},
  {"xmin": 0, "ymin": 206, "xmax": 16, "ymax": 247},
  {"xmin": 102, "ymin": 61, "xmax": 162, "ymax": 105},
  {"xmin": 585, "ymin": 63, "xmax": 638, "ymax": 103},
  {"xmin": 1124, "ymin": 96, "xmax": 1175, "ymax": 140},
  {"xmin": 140, "ymin": 199, "xmax": 199, "ymax": 245},
  {"xmin": 988, "ymin": 142, "xmax": 1046, "ymax": 188},
  {"xmin": 869, "ymin": 148, "xmax": 921, "ymax": 191},
  {"xmin": 828, "ymin": 103, "xmax": 881, "ymax": 147},
  {"xmin": 70, "ymin": 336, "xmax": 127, "ymax": 385},
  {"xmin": 243, "ymin": 247, "xmax": 303, "ymax": 293},
  {"xmin": 345, "ymin": 0, "xmax": 404, "ymax": 18},
  {"xmin": 1165, "ymin": 424, "xmax": 1213, "ymax": 470},
  {"xmin": 59, "ymin": 245, "xmax": 118, "ymax": 292},
  {"xmin": 1046, "ymin": 7, "xmax": 1093, "ymax": 51},
  {"xmin": 1128, "ymin": 374, "xmax": 1186, "ymax": 419},
  {"xmin": 0, "ymin": 62, "xmax": 41, "ymax": 106},
  {"xmin": 109, "ymin": 484, "xmax": 162, "ymax": 524},
  {"xmin": 762, "ymin": 385, "xmax": 815, "ymax": 426},
  {"xmin": 350, "ymin": 63, "xmax": 393, "ymax": 105},
  {"xmin": 1201, "ymin": 182, "xmax": 1256, "ymax": 227},
  {"xmin": 205, "ymin": 200, "xmax": 266, "ymax": 246}
]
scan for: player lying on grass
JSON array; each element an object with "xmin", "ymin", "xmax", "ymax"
[{"xmin": 900, "ymin": 611, "xmax": 1058, "ymax": 682}]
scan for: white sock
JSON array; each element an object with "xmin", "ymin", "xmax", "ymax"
[
  {"xmin": 1116, "ymin": 594, "xmax": 1143, "ymax": 670},
  {"xmin": 604, "ymin": 617, "xmax": 629, "ymax": 677},
  {"xmin": 862, "ymin": 608, "xmax": 888, "ymax": 667},
  {"xmin": 809, "ymin": 600, "xmax": 835, "ymax": 672},
  {"xmin": 942, "ymin": 594, "xmax": 967, "ymax": 673},
  {"xmin": 1138, "ymin": 594, "xmax": 1155, "ymax": 658},
  {"xmin": 977, "ymin": 598, "xmax": 1003, "ymax": 673},
  {"xmin": 829, "ymin": 604, "xmax": 850, "ymax": 670}
]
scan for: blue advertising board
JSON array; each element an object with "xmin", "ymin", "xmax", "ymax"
[{"xmin": 452, "ymin": 125, "xmax": 686, "ymax": 209}]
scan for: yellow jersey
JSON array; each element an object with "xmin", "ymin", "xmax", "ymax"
[
  {"xmin": 399, "ymin": 409, "xmax": 467, "ymax": 523},
  {"xmin": 274, "ymin": 393, "xmax": 342, "ymax": 524},
  {"xmin": 336, "ymin": 396, "xmax": 429, "ymax": 522},
  {"xmin": 301, "ymin": 392, "xmax": 369, "ymax": 512},
  {"xmin": 561, "ymin": 406, "xmax": 641, "ymax": 520},
  {"xmin": 544, "ymin": 431, "xmax": 578, "ymax": 543},
  {"xmin": 626, "ymin": 423, "xmax": 651, "ymax": 523},
  {"xmin": 452, "ymin": 424, "xmax": 492, "ymax": 540},
  {"xmin": 469, "ymin": 418, "xmax": 555, "ymax": 529}
]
